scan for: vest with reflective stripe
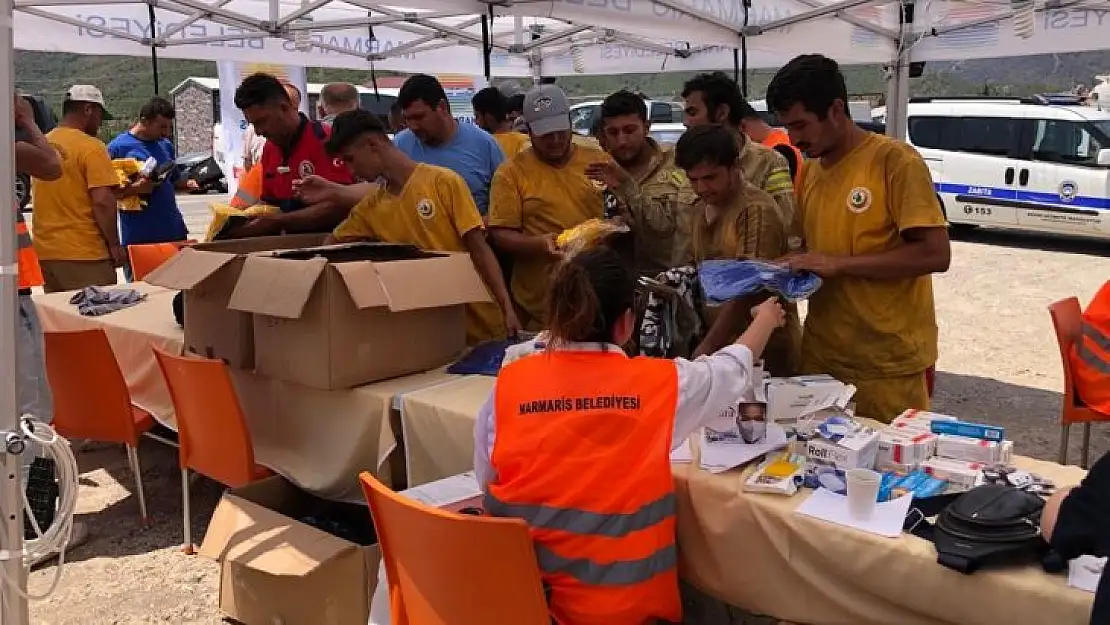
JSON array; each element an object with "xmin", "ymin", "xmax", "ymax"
[
  {"xmin": 762, "ymin": 129, "xmax": 805, "ymax": 189},
  {"xmin": 230, "ymin": 163, "xmax": 263, "ymax": 209},
  {"xmin": 15, "ymin": 210, "xmax": 43, "ymax": 289},
  {"xmin": 487, "ymin": 349, "xmax": 681, "ymax": 625},
  {"xmin": 1074, "ymin": 281, "xmax": 1110, "ymax": 414}
]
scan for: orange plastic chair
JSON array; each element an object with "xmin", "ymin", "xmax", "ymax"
[
  {"xmin": 359, "ymin": 472, "xmax": 550, "ymax": 625},
  {"xmin": 152, "ymin": 347, "xmax": 272, "ymax": 553},
  {"xmin": 43, "ymin": 329, "xmax": 159, "ymax": 524},
  {"xmin": 1049, "ymin": 297, "xmax": 1110, "ymax": 467},
  {"xmin": 128, "ymin": 240, "xmax": 196, "ymax": 281}
]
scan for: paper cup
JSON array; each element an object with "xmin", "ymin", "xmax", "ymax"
[{"xmin": 846, "ymin": 468, "xmax": 881, "ymax": 519}]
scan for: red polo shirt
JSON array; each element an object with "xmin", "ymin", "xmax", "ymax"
[{"xmin": 259, "ymin": 115, "xmax": 353, "ymax": 212}]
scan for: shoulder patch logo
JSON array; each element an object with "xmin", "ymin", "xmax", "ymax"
[
  {"xmin": 416, "ymin": 198, "xmax": 436, "ymax": 219},
  {"xmin": 298, "ymin": 160, "xmax": 315, "ymax": 178}
]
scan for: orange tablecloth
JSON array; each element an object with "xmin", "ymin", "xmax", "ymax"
[
  {"xmin": 398, "ymin": 374, "xmax": 1094, "ymax": 625},
  {"xmin": 34, "ymin": 284, "xmax": 462, "ymax": 502}
]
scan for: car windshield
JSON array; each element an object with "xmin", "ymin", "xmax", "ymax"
[{"xmin": 1088, "ymin": 120, "xmax": 1110, "ymax": 144}]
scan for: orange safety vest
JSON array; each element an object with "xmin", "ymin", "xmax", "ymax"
[
  {"xmin": 1073, "ymin": 281, "xmax": 1110, "ymax": 414},
  {"xmin": 16, "ymin": 211, "xmax": 43, "ymax": 289},
  {"xmin": 762, "ymin": 128, "xmax": 805, "ymax": 189},
  {"xmin": 230, "ymin": 164, "xmax": 263, "ymax": 209},
  {"xmin": 486, "ymin": 350, "xmax": 681, "ymax": 625}
]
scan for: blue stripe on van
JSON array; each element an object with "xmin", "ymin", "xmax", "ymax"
[{"xmin": 935, "ymin": 182, "xmax": 1110, "ymax": 210}]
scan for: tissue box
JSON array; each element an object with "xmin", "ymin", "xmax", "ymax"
[
  {"xmin": 765, "ymin": 375, "xmax": 848, "ymax": 424},
  {"xmin": 876, "ymin": 429, "xmax": 937, "ymax": 471},
  {"xmin": 922, "ymin": 457, "xmax": 986, "ymax": 489},
  {"xmin": 802, "ymin": 418, "xmax": 880, "ymax": 471},
  {"xmin": 936, "ymin": 435, "xmax": 1013, "ymax": 464}
]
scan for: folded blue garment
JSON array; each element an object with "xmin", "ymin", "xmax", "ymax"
[{"xmin": 699, "ymin": 259, "xmax": 822, "ymax": 304}]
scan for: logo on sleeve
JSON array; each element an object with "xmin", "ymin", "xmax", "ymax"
[
  {"xmin": 847, "ymin": 186, "xmax": 872, "ymax": 214},
  {"xmin": 416, "ymin": 198, "xmax": 436, "ymax": 219},
  {"xmin": 298, "ymin": 160, "xmax": 315, "ymax": 178}
]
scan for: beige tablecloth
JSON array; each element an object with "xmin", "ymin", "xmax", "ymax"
[
  {"xmin": 398, "ymin": 375, "xmax": 1094, "ymax": 625},
  {"xmin": 34, "ymin": 284, "xmax": 462, "ymax": 502}
]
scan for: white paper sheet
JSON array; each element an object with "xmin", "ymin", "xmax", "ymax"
[
  {"xmin": 699, "ymin": 424, "xmax": 788, "ymax": 474},
  {"xmin": 1068, "ymin": 555, "xmax": 1106, "ymax": 593},
  {"xmin": 670, "ymin": 438, "xmax": 693, "ymax": 463},
  {"xmin": 399, "ymin": 471, "xmax": 482, "ymax": 507},
  {"xmin": 795, "ymin": 488, "xmax": 913, "ymax": 538}
]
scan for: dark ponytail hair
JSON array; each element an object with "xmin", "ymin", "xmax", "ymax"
[{"xmin": 545, "ymin": 247, "xmax": 635, "ymax": 345}]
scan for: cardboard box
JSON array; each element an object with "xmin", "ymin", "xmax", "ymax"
[
  {"xmin": 802, "ymin": 419, "xmax": 880, "ymax": 471},
  {"xmin": 145, "ymin": 233, "xmax": 327, "ymax": 368},
  {"xmin": 876, "ymin": 429, "xmax": 937, "ymax": 471},
  {"xmin": 936, "ymin": 434, "xmax": 1014, "ymax": 464},
  {"xmin": 229, "ymin": 243, "xmax": 491, "ymax": 390},
  {"xmin": 199, "ymin": 476, "xmax": 380, "ymax": 625},
  {"xmin": 765, "ymin": 375, "xmax": 849, "ymax": 424},
  {"xmin": 922, "ymin": 456, "xmax": 986, "ymax": 489}
]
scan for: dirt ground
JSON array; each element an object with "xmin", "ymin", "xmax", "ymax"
[{"xmin": 23, "ymin": 226, "xmax": 1110, "ymax": 624}]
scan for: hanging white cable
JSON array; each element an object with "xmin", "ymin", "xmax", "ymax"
[{"xmin": 0, "ymin": 416, "xmax": 80, "ymax": 601}]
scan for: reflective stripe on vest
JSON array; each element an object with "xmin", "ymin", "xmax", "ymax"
[
  {"xmin": 1078, "ymin": 322, "xmax": 1110, "ymax": 374},
  {"xmin": 535, "ymin": 543, "xmax": 677, "ymax": 586},
  {"xmin": 484, "ymin": 491, "xmax": 675, "ymax": 537}
]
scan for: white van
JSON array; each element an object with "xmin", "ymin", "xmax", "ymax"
[{"xmin": 903, "ymin": 95, "xmax": 1110, "ymax": 238}]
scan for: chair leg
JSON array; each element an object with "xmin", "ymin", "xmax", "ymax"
[
  {"xmin": 125, "ymin": 445, "xmax": 150, "ymax": 526},
  {"xmin": 181, "ymin": 467, "xmax": 194, "ymax": 555},
  {"xmin": 1060, "ymin": 423, "xmax": 1071, "ymax": 465},
  {"xmin": 1082, "ymin": 422, "xmax": 1092, "ymax": 469}
]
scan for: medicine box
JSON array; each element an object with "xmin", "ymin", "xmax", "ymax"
[
  {"xmin": 936, "ymin": 435, "xmax": 1013, "ymax": 464},
  {"xmin": 922, "ymin": 457, "xmax": 986, "ymax": 490},
  {"xmin": 930, "ymin": 419, "xmax": 1006, "ymax": 442},
  {"xmin": 876, "ymin": 429, "xmax": 937, "ymax": 471},
  {"xmin": 803, "ymin": 421, "xmax": 880, "ymax": 471},
  {"xmin": 765, "ymin": 375, "xmax": 849, "ymax": 424}
]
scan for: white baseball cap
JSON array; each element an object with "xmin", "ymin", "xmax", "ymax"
[{"xmin": 64, "ymin": 85, "xmax": 113, "ymax": 118}]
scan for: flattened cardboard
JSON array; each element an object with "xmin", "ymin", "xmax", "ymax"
[
  {"xmin": 228, "ymin": 247, "xmax": 491, "ymax": 390},
  {"xmin": 144, "ymin": 233, "xmax": 327, "ymax": 368},
  {"xmin": 199, "ymin": 477, "xmax": 380, "ymax": 625}
]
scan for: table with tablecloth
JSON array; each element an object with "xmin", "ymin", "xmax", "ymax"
[
  {"xmin": 397, "ymin": 374, "xmax": 1095, "ymax": 625},
  {"xmin": 33, "ymin": 283, "xmax": 464, "ymax": 503}
]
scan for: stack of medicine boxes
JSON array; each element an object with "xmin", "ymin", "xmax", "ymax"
[{"xmin": 877, "ymin": 410, "xmax": 1014, "ymax": 491}]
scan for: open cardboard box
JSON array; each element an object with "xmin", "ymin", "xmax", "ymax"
[
  {"xmin": 228, "ymin": 242, "xmax": 491, "ymax": 390},
  {"xmin": 145, "ymin": 233, "xmax": 327, "ymax": 368},
  {"xmin": 200, "ymin": 476, "xmax": 380, "ymax": 625}
]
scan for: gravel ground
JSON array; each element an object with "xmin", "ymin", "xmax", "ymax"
[{"xmin": 23, "ymin": 226, "xmax": 1110, "ymax": 624}]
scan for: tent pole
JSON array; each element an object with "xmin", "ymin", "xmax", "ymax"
[
  {"xmin": 0, "ymin": 0, "xmax": 31, "ymax": 617},
  {"xmin": 147, "ymin": 3, "xmax": 160, "ymax": 93},
  {"xmin": 481, "ymin": 13, "xmax": 491, "ymax": 81},
  {"xmin": 885, "ymin": 1, "xmax": 913, "ymax": 140}
]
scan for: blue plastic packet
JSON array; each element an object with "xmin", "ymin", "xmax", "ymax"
[
  {"xmin": 447, "ymin": 334, "xmax": 534, "ymax": 376},
  {"xmin": 698, "ymin": 259, "xmax": 822, "ymax": 304}
]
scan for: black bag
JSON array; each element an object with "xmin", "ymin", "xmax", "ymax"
[{"xmin": 925, "ymin": 484, "xmax": 1048, "ymax": 574}]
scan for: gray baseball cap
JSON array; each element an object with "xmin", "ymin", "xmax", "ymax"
[{"xmin": 522, "ymin": 84, "xmax": 571, "ymax": 136}]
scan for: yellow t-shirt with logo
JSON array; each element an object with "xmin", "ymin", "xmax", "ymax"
[
  {"xmin": 487, "ymin": 144, "xmax": 606, "ymax": 328},
  {"xmin": 797, "ymin": 132, "xmax": 947, "ymax": 379},
  {"xmin": 494, "ymin": 132, "xmax": 530, "ymax": 159},
  {"xmin": 333, "ymin": 163, "xmax": 504, "ymax": 344},
  {"xmin": 31, "ymin": 127, "xmax": 120, "ymax": 261}
]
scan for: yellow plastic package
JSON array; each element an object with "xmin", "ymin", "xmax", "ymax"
[
  {"xmin": 205, "ymin": 202, "xmax": 281, "ymax": 242},
  {"xmin": 112, "ymin": 158, "xmax": 145, "ymax": 212},
  {"xmin": 555, "ymin": 218, "xmax": 629, "ymax": 256}
]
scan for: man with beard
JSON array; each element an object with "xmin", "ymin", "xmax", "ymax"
[
  {"xmin": 675, "ymin": 125, "xmax": 801, "ymax": 377},
  {"xmin": 585, "ymin": 90, "xmax": 697, "ymax": 277},
  {"xmin": 488, "ymin": 84, "xmax": 607, "ymax": 330},
  {"xmin": 394, "ymin": 74, "xmax": 504, "ymax": 216},
  {"xmin": 682, "ymin": 71, "xmax": 802, "ymax": 251},
  {"xmin": 767, "ymin": 54, "xmax": 949, "ymax": 421}
]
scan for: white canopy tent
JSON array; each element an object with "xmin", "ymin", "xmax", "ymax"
[{"xmin": 3, "ymin": 0, "xmax": 1110, "ymax": 622}]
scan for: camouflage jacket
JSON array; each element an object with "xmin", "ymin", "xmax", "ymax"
[{"xmin": 738, "ymin": 139, "xmax": 803, "ymax": 251}]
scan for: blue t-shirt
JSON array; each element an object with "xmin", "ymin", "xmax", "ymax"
[
  {"xmin": 107, "ymin": 132, "xmax": 189, "ymax": 247},
  {"xmin": 393, "ymin": 122, "xmax": 505, "ymax": 214}
]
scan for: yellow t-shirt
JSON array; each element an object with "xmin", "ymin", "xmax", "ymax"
[
  {"xmin": 797, "ymin": 132, "xmax": 948, "ymax": 379},
  {"xmin": 494, "ymin": 132, "xmax": 530, "ymax": 159},
  {"xmin": 487, "ymin": 144, "xmax": 606, "ymax": 328},
  {"xmin": 333, "ymin": 163, "xmax": 504, "ymax": 344},
  {"xmin": 31, "ymin": 127, "xmax": 119, "ymax": 261}
]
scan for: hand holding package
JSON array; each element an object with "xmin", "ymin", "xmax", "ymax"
[{"xmin": 699, "ymin": 259, "xmax": 821, "ymax": 304}]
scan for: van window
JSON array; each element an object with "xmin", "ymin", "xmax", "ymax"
[
  {"xmin": 571, "ymin": 105, "xmax": 596, "ymax": 133},
  {"xmin": 908, "ymin": 115, "xmax": 1015, "ymax": 156},
  {"xmin": 1031, "ymin": 119, "xmax": 1103, "ymax": 166}
]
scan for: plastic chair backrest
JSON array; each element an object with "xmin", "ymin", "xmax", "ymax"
[
  {"xmin": 1049, "ymin": 297, "xmax": 1085, "ymax": 413},
  {"xmin": 43, "ymin": 329, "xmax": 143, "ymax": 445},
  {"xmin": 358, "ymin": 472, "xmax": 550, "ymax": 625},
  {"xmin": 153, "ymin": 347, "xmax": 259, "ymax": 487},
  {"xmin": 129, "ymin": 240, "xmax": 196, "ymax": 281}
]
